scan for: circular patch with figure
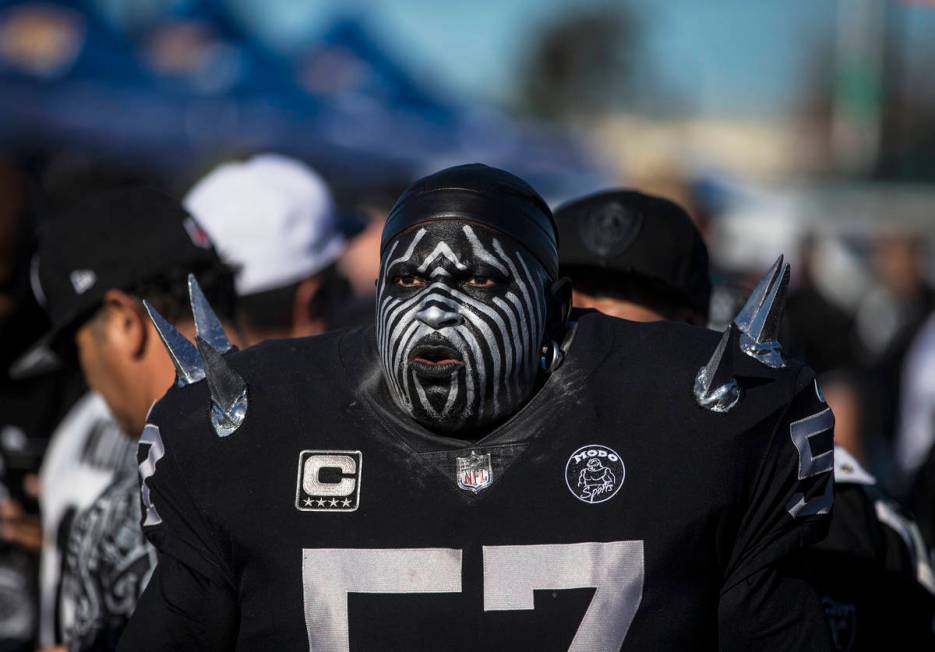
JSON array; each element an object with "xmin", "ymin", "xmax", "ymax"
[{"xmin": 565, "ymin": 444, "xmax": 625, "ymax": 504}]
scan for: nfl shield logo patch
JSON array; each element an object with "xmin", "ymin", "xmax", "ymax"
[{"xmin": 457, "ymin": 452, "xmax": 492, "ymax": 494}]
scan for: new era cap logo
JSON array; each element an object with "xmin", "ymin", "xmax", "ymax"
[
  {"xmin": 183, "ymin": 217, "xmax": 212, "ymax": 249},
  {"xmin": 70, "ymin": 270, "xmax": 96, "ymax": 294}
]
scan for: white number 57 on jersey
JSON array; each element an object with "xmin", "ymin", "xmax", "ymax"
[{"xmin": 302, "ymin": 540, "xmax": 644, "ymax": 651}]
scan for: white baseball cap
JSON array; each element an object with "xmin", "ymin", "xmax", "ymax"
[{"xmin": 184, "ymin": 154, "xmax": 345, "ymax": 296}]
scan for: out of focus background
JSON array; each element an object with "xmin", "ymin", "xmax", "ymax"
[
  {"xmin": 3, "ymin": 0, "xmax": 935, "ymax": 471},
  {"xmin": 1, "ymin": 3, "xmax": 935, "ymax": 640}
]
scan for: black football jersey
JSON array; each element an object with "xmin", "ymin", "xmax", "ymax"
[
  {"xmin": 120, "ymin": 312, "xmax": 835, "ymax": 651},
  {"xmin": 802, "ymin": 446, "xmax": 935, "ymax": 652}
]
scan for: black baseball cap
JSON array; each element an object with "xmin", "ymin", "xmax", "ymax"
[
  {"xmin": 554, "ymin": 189, "xmax": 711, "ymax": 320},
  {"xmin": 11, "ymin": 188, "xmax": 222, "ymax": 377}
]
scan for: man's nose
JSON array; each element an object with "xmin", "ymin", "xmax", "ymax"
[{"xmin": 415, "ymin": 304, "xmax": 464, "ymax": 329}]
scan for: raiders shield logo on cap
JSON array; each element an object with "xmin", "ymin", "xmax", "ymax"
[
  {"xmin": 578, "ymin": 204, "xmax": 642, "ymax": 258},
  {"xmin": 822, "ymin": 597, "xmax": 856, "ymax": 652}
]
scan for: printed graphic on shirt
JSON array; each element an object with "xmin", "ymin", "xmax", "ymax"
[
  {"xmin": 565, "ymin": 445, "xmax": 625, "ymax": 504},
  {"xmin": 58, "ymin": 472, "xmax": 156, "ymax": 648}
]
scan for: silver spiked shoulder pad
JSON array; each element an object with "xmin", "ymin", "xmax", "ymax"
[
  {"xmin": 188, "ymin": 274, "xmax": 247, "ymax": 436},
  {"xmin": 694, "ymin": 254, "xmax": 791, "ymax": 413},
  {"xmin": 734, "ymin": 255, "xmax": 789, "ymax": 369},
  {"xmin": 144, "ymin": 275, "xmax": 247, "ymax": 437},
  {"xmin": 143, "ymin": 300, "xmax": 205, "ymax": 387},
  {"xmin": 694, "ymin": 324, "xmax": 741, "ymax": 413},
  {"xmin": 188, "ymin": 273, "xmax": 234, "ymax": 354},
  {"xmin": 196, "ymin": 337, "xmax": 248, "ymax": 438}
]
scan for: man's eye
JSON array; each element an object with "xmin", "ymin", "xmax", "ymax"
[
  {"xmin": 394, "ymin": 275, "xmax": 426, "ymax": 288},
  {"xmin": 464, "ymin": 276, "xmax": 499, "ymax": 288}
]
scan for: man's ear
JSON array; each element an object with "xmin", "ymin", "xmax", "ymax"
[
  {"xmin": 546, "ymin": 276, "xmax": 573, "ymax": 336},
  {"xmin": 100, "ymin": 288, "xmax": 148, "ymax": 359},
  {"xmin": 292, "ymin": 275, "xmax": 325, "ymax": 338}
]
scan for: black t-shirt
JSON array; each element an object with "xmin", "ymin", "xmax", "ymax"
[{"xmin": 120, "ymin": 312, "xmax": 835, "ymax": 651}]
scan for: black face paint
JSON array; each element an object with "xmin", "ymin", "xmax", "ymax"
[{"xmin": 376, "ymin": 221, "xmax": 549, "ymax": 433}]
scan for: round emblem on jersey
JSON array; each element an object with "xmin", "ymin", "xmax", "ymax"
[
  {"xmin": 577, "ymin": 204, "xmax": 642, "ymax": 258},
  {"xmin": 565, "ymin": 445, "xmax": 625, "ymax": 504}
]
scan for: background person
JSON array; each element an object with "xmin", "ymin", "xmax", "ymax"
[
  {"xmin": 556, "ymin": 186, "xmax": 935, "ymax": 650},
  {"xmin": 27, "ymin": 188, "xmax": 237, "ymax": 651},
  {"xmin": 553, "ymin": 189, "xmax": 710, "ymax": 326},
  {"xmin": 184, "ymin": 154, "xmax": 362, "ymax": 345}
]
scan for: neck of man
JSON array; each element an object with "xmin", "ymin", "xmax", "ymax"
[{"xmin": 135, "ymin": 318, "xmax": 199, "ymax": 438}]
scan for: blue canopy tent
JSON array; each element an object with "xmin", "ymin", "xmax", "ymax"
[{"xmin": 0, "ymin": 1, "xmax": 607, "ymax": 195}]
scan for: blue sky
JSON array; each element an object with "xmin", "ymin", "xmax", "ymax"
[{"xmin": 231, "ymin": 0, "xmax": 935, "ymax": 116}]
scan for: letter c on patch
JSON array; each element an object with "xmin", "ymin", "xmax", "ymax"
[{"xmin": 303, "ymin": 454, "xmax": 357, "ymax": 497}]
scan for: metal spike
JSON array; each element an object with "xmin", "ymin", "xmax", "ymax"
[
  {"xmin": 734, "ymin": 255, "xmax": 783, "ymax": 333},
  {"xmin": 188, "ymin": 273, "xmax": 232, "ymax": 354},
  {"xmin": 694, "ymin": 325, "xmax": 741, "ymax": 413},
  {"xmin": 196, "ymin": 337, "xmax": 247, "ymax": 437},
  {"xmin": 737, "ymin": 262, "xmax": 790, "ymax": 368},
  {"xmin": 143, "ymin": 300, "xmax": 205, "ymax": 387}
]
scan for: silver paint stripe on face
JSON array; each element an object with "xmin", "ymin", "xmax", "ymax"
[
  {"xmin": 493, "ymin": 239, "xmax": 542, "ymax": 358},
  {"xmin": 387, "ymin": 304, "xmax": 483, "ymax": 418},
  {"xmin": 392, "ymin": 320, "xmax": 423, "ymax": 410},
  {"xmin": 416, "ymin": 241, "xmax": 468, "ymax": 273},
  {"xmin": 516, "ymin": 252, "xmax": 546, "ymax": 346},
  {"xmin": 402, "ymin": 306, "xmax": 485, "ymax": 418},
  {"xmin": 375, "ymin": 238, "xmax": 400, "ymax": 299},
  {"xmin": 437, "ymin": 327, "xmax": 478, "ymax": 416},
  {"xmin": 413, "ymin": 371, "xmax": 461, "ymax": 419},
  {"xmin": 382, "ymin": 283, "xmax": 509, "ymax": 419},
  {"xmin": 376, "ymin": 229, "xmax": 424, "ymax": 299},
  {"xmin": 493, "ymin": 295, "xmax": 524, "ymax": 383},
  {"xmin": 417, "ymin": 289, "xmax": 511, "ymax": 411},
  {"xmin": 504, "ymin": 292, "xmax": 533, "ymax": 375},
  {"xmin": 412, "ymin": 286, "xmax": 518, "ymax": 417},
  {"xmin": 377, "ymin": 228, "xmax": 547, "ymax": 429},
  {"xmin": 462, "ymin": 225, "xmax": 509, "ymax": 275}
]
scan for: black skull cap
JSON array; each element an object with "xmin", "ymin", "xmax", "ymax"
[{"xmin": 381, "ymin": 163, "xmax": 559, "ymax": 278}]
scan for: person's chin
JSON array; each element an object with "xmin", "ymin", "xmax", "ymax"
[{"xmin": 413, "ymin": 408, "xmax": 467, "ymax": 433}]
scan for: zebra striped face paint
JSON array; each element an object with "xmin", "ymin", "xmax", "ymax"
[{"xmin": 377, "ymin": 222, "xmax": 549, "ymax": 433}]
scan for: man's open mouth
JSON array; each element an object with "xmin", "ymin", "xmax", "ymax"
[{"xmin": 409, "ymin": 343, "xmax": 464, "ymax": 378}]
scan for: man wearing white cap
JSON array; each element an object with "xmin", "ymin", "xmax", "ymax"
[{"xmin": 184, "ymin": 154, "xmax": 353, "ymax": 346}]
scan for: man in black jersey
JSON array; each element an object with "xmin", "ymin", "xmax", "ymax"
[
  {"xmin": 120, "ymin": 164, "xmax": 835, "ymax": 651},
  {"xmin": 558, "ymin": 188, "xmax": 935, "ymax": 651},
  {"xmin": 805, "ymin": 445, "xmax": 935, "ymax": 651},
  {"xmin": 28, "ymin": 189, "xmax": 237, "ymax": 651}
]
